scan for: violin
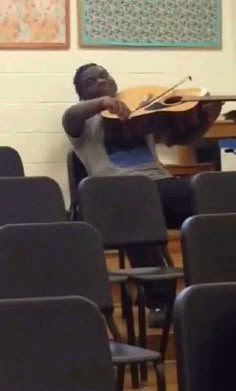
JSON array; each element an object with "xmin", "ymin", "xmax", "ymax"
[
  {"xmin": 101, "ymin": 76, "xmax": 236, "ymax": 146},
  {"xmin": 102, "ymin": 76, "xmax": 236, "ymax": 119}
]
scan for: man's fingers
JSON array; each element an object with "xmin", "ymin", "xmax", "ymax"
[
  {"xmin": 107, "ymin": 99, "xmax": 131, "ymax": 120},
  {"xmin": 117, "ymin": 101, "xmax": 131, "ymax": 121}
]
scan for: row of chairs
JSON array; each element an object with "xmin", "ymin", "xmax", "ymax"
[
  {"xmin": 0, "ymin": 146, "xmax": 167, "ymax": 390},
  {"xmin": 3, "ymin": 145, "xmax": 181, "ymax": 385},
  {"xmin": 3, "ymin": 145, "xmax": 235, "ymax": 390},
  {"xmin": 0, "ymin": 221, "xmax": 166, "ymax": 391},
  {"xmin": 0, "ymin": 147, "xmax": 177, "ymax": 388},
  {"xmin": 174, "ymin": 171, "xmax": 236, "ymax": 391},
  {"xmin": 174, "ymin": 213, "xmax": 236, "ymax": 391},
  {"xmin": 174, "ymin": 282, "xmax": 236, "ymax": 391},
  {"xmin": 1, "ymin": 214, "xmax": 234, "ymax": 391},
  {"xmin": 75, "ymin": 168, "xmax": 236, "ymax": 356},
  {"xmin": 64, "ymin": 151, "xmax": 236, "ymax": 390}
]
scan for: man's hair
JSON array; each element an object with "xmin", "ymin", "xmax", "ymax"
[{"xmin": 73, "ymin": 63, "xmax": 97, "ymax": 99}]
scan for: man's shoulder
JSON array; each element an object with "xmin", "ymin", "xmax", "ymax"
[
  {"xmin": 62, "ymin": 104, "xmax": 81, "ymax": 128},
  {"xmin": 62, "ymin": 103, "xmax": 103, "ymax": 139},
  {"xmin": 63, "ymin": 104, "xmax": 102, "ymax": 125},
  {"xmin": 62, "ymin": 104, "xmax": 77, "ymax": 135}
]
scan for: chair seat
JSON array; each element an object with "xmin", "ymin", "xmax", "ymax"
[
  {"xmin": 109, "ymin": 274, "xmax": 128, "ymax": 283},
  {"xmin": 110, "ymin": 267, "xmax": 183, "ymax": 281},
  {"xmin": 111, "ymin": 267, "xmax": 161, "ymax": 276},
  {"xmin": 110, "ymin": 341, "xmax": 161, "ymax": 364}
]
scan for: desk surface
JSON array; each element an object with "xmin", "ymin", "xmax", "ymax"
[{"xmin": 205, "ymin": 120, "xmax": 236, "ymax": 139}]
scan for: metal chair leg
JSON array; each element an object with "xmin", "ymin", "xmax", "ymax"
[
  {"xmin": 106, "ymin": 314, "xmax": 122, "ymax": 342},
  {"xmin": 130, "ymin": 364, "xmax": 139, "ymax": 389},
  {"xmin": 107, "ymin": 311, "xmax": 139, "ymax": 389},
  {"xmin": 123, "ymin": 282, "xmax": 139, "ymax": 389},
  {"xmin": 118, "ymin": 249, "xmax": 127, "ymax": 320},
  {"xmin": 137, "ymin": 283, "xmax": 148, "ymax": 383},
  {"xmin": 116, "ymin": 364, "xmax": 125, "ymax": 391},
  {"xmin": 154, "ymin": 361, "xmax": 166, "ymax": 391},
  {"xmin": 159, "ymin": 283, "xmax": 176, "ymax": 360},
  {"xmin": 162, "ymin": 245, "xmax": 174, "ymax": 267},
  {"xmin": 124, "ymin": 282, "xmax": 136, "ymax": 345}
]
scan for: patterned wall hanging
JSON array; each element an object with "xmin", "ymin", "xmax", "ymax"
[
  {"xmin": 0, "ymin": 0, "xmax": 70, "ymax": 49},
  {"xmin": 79, "ymin": 0, "xmax": 221, "ymax": 48}
]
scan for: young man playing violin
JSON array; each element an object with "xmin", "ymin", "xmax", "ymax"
[{"xmin": 63, "ymin": 63, "xmax": 222, "ymax": 326}]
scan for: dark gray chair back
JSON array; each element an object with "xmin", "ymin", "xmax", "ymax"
[
  {"xmin": 0, "ymin": 146, "xmax": 24, "ymax": 177},
  {"xmin": 0, "ymin": 177, "xmax": 66, "ymax": 224},
  {"xmin": 181, "ymin": 213, "xmax": 236, "ymax": 285},
  {"xmin": 192, "ymin": 171, "xmax": 236, "ymax": 214},
  {"xmin": 0, "ymin": 296, "xmax": 115, "ymax": 391},
  {"xmin": 0, "ymin": 222, "xmax": 113, "ymax": 312},
  {"xmin": 174, "ymin": 283, "xmax": 236, "ymax": 391},
  {"xmin": 78, "ymin": 175, "xmax": 167, "ymax": 247}
]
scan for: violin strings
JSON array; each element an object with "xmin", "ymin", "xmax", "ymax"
[{"xmin": 132, "ymin": 75, "xmax": 192, "ymax": 113}]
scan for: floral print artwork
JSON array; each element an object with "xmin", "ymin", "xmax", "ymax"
[
  {"xmin": 81, "ymin": 0, "xmax": 221, "ymax": 48},
  {"xmin": 0, "ymin": 0, "xmax": 69, "ymax": 48}
]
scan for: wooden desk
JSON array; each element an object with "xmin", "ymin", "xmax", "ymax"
[
  {"xmin": 177, "ymin": 120, "xmax": 236, "ymax": 165},
  {"xmin": 204, "ymin": 120, "xmax": 236, "ymax": 139},
  {"xmin": 165, "ymin": 162, "xmax": 214, "ymax": 176}
]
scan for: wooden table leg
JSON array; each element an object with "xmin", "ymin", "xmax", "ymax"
[{"xmin": 177, "ymin": 146, "xmax": 196, "ymax": 165}]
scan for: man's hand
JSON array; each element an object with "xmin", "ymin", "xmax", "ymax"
[
  {"xmin": 199, "ymin": 101, "xmax": 223, "ymax": 127},
  {"xmin": 102, "ymin": 96, "xmax": 131, "ymax": 121}
]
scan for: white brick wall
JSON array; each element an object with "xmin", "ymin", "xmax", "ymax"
[{"xmin": 0, "ymin": 0, "xmax": 235, "ymax": 206}]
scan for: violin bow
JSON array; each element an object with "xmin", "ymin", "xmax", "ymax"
[{"xmin": 132, "ymin": 75, "xmax": 193, "ymax": 113}]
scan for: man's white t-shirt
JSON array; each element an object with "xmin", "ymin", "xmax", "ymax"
[{"xmin": 68, "ymin": 114, "xmax": 172, "ymax": 180}]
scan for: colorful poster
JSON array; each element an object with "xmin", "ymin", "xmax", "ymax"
[{"xmin": 0, "ymin": 0, "xmax": 70, "ymax": 49}]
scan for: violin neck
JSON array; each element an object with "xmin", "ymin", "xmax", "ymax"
[{"xmin": 182, "ymin": 95, "xmax": 236, "ymax": 102}]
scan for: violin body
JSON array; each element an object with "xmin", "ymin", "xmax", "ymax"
[
  {"xmin": 102, "ymin": 85, "xmax": 236, "ymax": 120},
  {"xmin": 101, "ymin": 86, "xmax": 205, "ymax": 146},
  {"xmin": 102, "ymin": 85, "xmax": 208, "ymax": 119},
  {"xmin": 101, "ymin": 85, "xmax": 236, "ymax": 146}
]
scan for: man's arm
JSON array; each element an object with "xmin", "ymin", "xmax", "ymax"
[
  {"xmin": 62, "ymin": 97, "xmax": 131, "ymax": 138},
  {"xmin": 176, "ymin": 101, "xmax": 223, "ymax": 145},
  {"xmin": 62, "ymin": 98, "xmax": 105, "ymax": 138},
  {"xmin": 154, "ymin": 101, "xmax": 223, "ymax": 146}
]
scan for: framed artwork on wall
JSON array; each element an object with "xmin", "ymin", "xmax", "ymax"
[
  {"xmin": 0, "ymin": 0, "xmax": 70, "ymax": 49},
  {"xmin": 79, "ymin": 0, "xmax": 221, "ymax": 49}
]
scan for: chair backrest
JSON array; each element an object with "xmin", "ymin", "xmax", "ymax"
[
  {"xmin": 0, "ymin": 177, "xmax": 66, "ymax": 224},
  {"xmin": 191, "ymin": 171, "xmax": 236, "ymax": 214},
  {"xmin": 0, "ymin": 146, "xmax": 24, "ymax": 177},
  {"xmin": 78, "ymin": 175, "xmax": 168, "ymax": 247},
  {"xmin": 181, "ymin": 213, "xmax": 236, "ymax": 285},
  {"xmin": 0, "ymin": 222, "xmax": 113, "ymax": 312},
  {"xmin": 0, "ymin": 296, "xmax": 115, "ymax": 391},
  {"xmin": 174, "ymin": 283, "xmax": 236, "ymax": 391},
  {"xmin": 67, "ymin": 150, "xmax": 88, "ymax": 219}
]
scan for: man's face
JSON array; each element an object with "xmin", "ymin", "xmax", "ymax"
[{"xmin": 80, "ymin": 65, "xmax": 117, "ymax": 100}]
